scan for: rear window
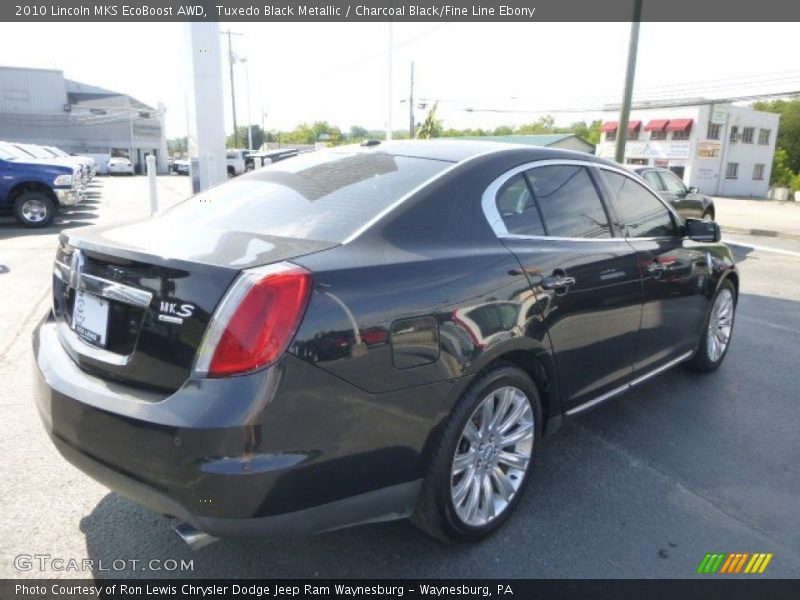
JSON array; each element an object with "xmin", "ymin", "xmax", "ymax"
[{"xmin": 159, "ymin": 151, "xmax": 450, "ymax": 243}]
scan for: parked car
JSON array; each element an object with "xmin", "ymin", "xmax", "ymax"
[
  {"xmin": 633, "ymin": 167, "xmax": 715, "ymax": 221},
  {"xmin": 107, "ymin": 156, "xmax": 135, "ymax": 175},
  {"xmin": 33, "ymin": 142, "xmax": 738, "ymax": 546},
  {"xmin": 226, "ymin": 149, "xmax": 249, "ymax": 177},
  {"xmin": 172, "ymin": 159, "xmax": 190, "ymax": 175},
  {"xmin": 0, "ymin": 144, "xmax": 80, "ymax": 227}
]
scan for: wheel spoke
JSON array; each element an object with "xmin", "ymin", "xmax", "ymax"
[
  {"xmin": 488, "ymin": 388, "xmax": 512, "ymax": 431},
  {"xmin": 499, "ymin": 421, "xmax": 533, "ymax": 447},
  {"xmin": 479, "ymin": 396, "xmax": 494, "ymax": 437},
  {"xmin": 498, "ymin": 395, "xmax": 528, "ymax": 434},
  {"xmin": 481, "ymin": 474, "xmax": 495, "ymax": 520},
  {"xmin": 463, "ymin": 421, "xmax": 480, "ymax": 445},
  {"xmin": 452, "ymin": 451, "xmax": 474, "ymax": 475},
  {"xmin": 497, "ymin": 450, "xmax": 528, "ymax": 470},
  {"xmin": 491, "ymin": 467, "xmax": 515, "ymax": 501},
  {"xmin": 452, "ymin": 466, "xmax": 475, "ymax": 506},
  {"xmin": 463, "ymin": 475, "xmax": 481, "ymax": 522}
]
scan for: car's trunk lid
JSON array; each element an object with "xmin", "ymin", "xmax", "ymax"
[{"xmin": 53, "ymin": 222, "xmax": 335, "ymax": 392}]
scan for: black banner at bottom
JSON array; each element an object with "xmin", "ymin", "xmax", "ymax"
[{"xmin": 2, "ymin": 579, "xmax": 800, "ymax": 600}]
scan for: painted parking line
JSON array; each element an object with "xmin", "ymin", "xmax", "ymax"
[{"xmin": 723, "ymin": 239, "xmax": 800, "ymax": 259}]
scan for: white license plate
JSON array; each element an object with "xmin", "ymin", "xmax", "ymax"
[{"xmin": 73, "ymin": 290, "xmax": 109, "ymax": 347}]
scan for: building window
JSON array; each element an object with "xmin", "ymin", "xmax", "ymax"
[
  {"xmin": 726, "ymin": 162, "xmax": 739, "ymax": 179},
  {"xmin": 605, "ymin": 131, "xmax": 617, "ymax": 142},
  {"xmin": 742, "ymin": 127, "xmax": 754, "ymax": 143},
  {"xmin": 650, "ymin": 130, "xmax": 667, "ymax": 141},
  {"xmin": 753, "ymin": 164, "xmax": 765, "ymax": 180},
  {"xmin": 758, "ymin": 129, "xmax": 771, "ymax": 145},
  {"xmin": 706, "ymin": 123, "xmax": 721, "ymax": 140},
  {"xmin": 729, "ymin": 126, "xmax": 739, "ymax": 141},
  {"xmin": 672, "ymin": 130, "xmax": 691, "ymax": 141}
]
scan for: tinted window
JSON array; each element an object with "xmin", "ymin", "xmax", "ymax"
[
  {"xmin": 642, "ymin": 171, "xmax": 664, "ymax": 191},
  {"xmin": 526, "ymin": 165, "xmax": 611, "ymax": 238},
  {"xmin": 659, "ymin": 170, "xmax": 687, "ymax": 194},
  {"xmin": 602, "ymin": 170, "xmax": 677, "ymax": 238},
  {"xmin": 495, "ymin": 174, "xmax": 545, "ymax": 236},
  {"xmin": 156, "ymin": 151, "xmax": 450, "ymax": 243}
]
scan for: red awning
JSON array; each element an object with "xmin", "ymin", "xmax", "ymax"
[
  {"xmin": 601, "ymin": 121, "xmax": 618, "ymax": 133},
  {"xmin": 665, "ymin": 118, "xmax": 694, "ymax": 132},
  {"xmin": 644, "ymin": 119, "xmax": 670, "ymax": 132},
  {"xmin": 627, "ymin": 120, "xmax": 642, "ymax": 131}
]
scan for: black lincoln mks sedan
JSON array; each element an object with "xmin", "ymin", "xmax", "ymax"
[{"xmin": 33, "ymin": 141, "xmax": 738, "ymax": 545}]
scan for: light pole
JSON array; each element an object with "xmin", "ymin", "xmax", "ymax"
[
  {"xmin": 239, "ymin": 57, "xmax": 253, "ymax": 150},
  {"xmin": 221, "ymin": 29, "xmax": 243, "ymax": 148},
  {"xmin": 386, "ymin": 22, "xmax": 393, "ymax": 141},
  {"xmin": 615, "ymin": 0, "xmax": 643, "ymax": 164}
]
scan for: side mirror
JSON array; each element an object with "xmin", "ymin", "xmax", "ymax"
[
  {"xmin": 687, "ymin": 186, "xmax": 699, "ymax": 194},
  {"xmin": 685, "ymin": 218, "xmax": 720, "ymax": 242}
]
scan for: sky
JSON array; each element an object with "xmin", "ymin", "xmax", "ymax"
[{"xmin": 0, "ymin": 22, "xmax": 798, "ymax": 138}]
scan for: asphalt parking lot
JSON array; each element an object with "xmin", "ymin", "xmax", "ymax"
[{"xmin": 0, "ymin": 177, "xmax": 798, "ymax": 579}]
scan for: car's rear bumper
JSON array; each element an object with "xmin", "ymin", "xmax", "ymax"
[{"xmin": 32, "ymin": 315, "xmax": 432, "ymax": 538}]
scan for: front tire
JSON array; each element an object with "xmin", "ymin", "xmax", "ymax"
[
  {"xmin": 13, "ymin": 191, "xmax": 56, "ymax": 228},
  {"xmin": 412, "ymin": 364, "xmax": 542, "ymax": 543},
  {"xmin": 686, "ymin": 279, "xmax": 736, "ymax": 372}
]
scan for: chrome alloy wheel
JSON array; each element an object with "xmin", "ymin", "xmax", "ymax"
[
  {"xmin": 707, "ymin": 287, "xmax": 734, "ymax": 362},
  {"xmin": 450, "ymin": 386, "xmax": 534, "ymax": 527},
  {"xmin": 21, "ymin": 198, "xmax": 48, "ymax": 223}
]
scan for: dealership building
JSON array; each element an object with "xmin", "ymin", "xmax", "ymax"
[
  {"xmin": 0, "ymin": 65, "xmax": 168, "ymax": 174},
  {"xmin": 595, "ymin": 102, "xmax": 780, "ymax": 198}
]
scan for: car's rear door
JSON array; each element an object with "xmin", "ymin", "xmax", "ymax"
[
  {"xmin": 486, "ymin": 161, "xmax": 642, "ymax": 413},
  {"xmin": 596, "ymin": 167, "xmax": 711, "ymax": 377}
]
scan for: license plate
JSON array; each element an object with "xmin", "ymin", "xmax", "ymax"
[{"xmin": 73, "ymin": 290, "xmax": 109, "ymax": 347}]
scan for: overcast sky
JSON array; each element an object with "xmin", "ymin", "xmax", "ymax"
[{"xmin": 1, "ymin": 22, "xmax": 798, "ymax": 138}]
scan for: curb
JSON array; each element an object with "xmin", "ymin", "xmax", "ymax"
[{"xmin": 721, "ymin": 225, "xmax": 800, "ymax": 242}]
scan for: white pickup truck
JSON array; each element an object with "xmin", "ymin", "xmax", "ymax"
[{"xmin": 225, "ymin": 149, "xmax": 250, "ymax": 178}]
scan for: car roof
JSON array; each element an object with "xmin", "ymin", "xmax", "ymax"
[{"xmin": 332, "ymin": 139, "xmax": 613, "ymax": 166}]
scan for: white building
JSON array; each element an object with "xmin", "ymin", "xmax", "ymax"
[
  {"xmin": 595, "ymin": 102, "xmax": 780, "ymax": 198},
  {"xmin": 0, "ymin": 65, "xmax": 168, "ymax": 174}
]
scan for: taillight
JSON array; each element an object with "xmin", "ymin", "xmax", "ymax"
[{"xmin": 193, "ymin": 262, "xmax": 312, "ymax": 377}]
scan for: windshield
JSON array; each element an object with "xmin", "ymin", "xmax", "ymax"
[
  {"xmin": 16, "ymin": 144, "xmax": 48, "ymax": 158},
  {"xmin": 156, "ymin": 150, "xmax": 452, "ymax": 243}
]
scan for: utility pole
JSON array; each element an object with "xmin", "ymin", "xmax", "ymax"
[
  {"xmin": 615, "ymin": 0, "xmax": 643, "ymax": 164},
  {"xmin": 386, "ymin": 22, "xmax": 393, "ymax": 141},
  {"xmin": 222, "ymin": 29, "xmax": 243, "ymax": 148},
  {"xmin": 240, "ymin": 57, "xmax": 253, "ymax": 150},
  {"xmin": 409, "ymin": 61, "xmax": 415, "ymax": 138}
]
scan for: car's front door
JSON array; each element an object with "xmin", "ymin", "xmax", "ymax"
[
  {"xmin": 488, "ymin": 162, "xmax": 642, "ymax": 413},
  {"xmin": 598, "ymin": 167, "xmax": 711, "ymax": 376}
]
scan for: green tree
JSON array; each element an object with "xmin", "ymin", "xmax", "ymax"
[
  {"xmin": 416, "ymin": 102, "xmax": 442, "ymax": 139},
  {"xmin": 752, "ymin": 99, "xmax": 800, "ymax": 173},
  {"xmin": 167, "ymin": 136, "xmax": 187, "ymax": 156},
  {"xmin": 770, "ymin": 148, "xmax": 794, "ymax": 187}
]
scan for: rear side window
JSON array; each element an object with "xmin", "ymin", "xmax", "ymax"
[
  {"xmin": 495, "ymin": 174, "xmax": 546, "ymax": 236},
  {"xmin": 158, "ymin": 151, "xmax": 450, "ymax": 243},
  {"xmin": 526, "ymin": 165, "xmax": 611, "ymax": 239},
  {"xmin": 642, "ymin": 171, "xmax": 664, "ymax": 191},
  {"xmin": 602, "ymin": 170, "xmax": 677, "ymax": 238}
]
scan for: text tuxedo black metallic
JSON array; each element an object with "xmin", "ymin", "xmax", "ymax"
[{"xmin": 33, "ymin": 141, "xmax": 738, "ymax": 544}]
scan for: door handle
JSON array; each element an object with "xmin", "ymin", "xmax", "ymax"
[
  {"xmin": 541, "ymin": 272, "xmax": 576, "ymax": 291},
  {"xmin": 646, "ymin": 261, "xmax": 666, "ymax": 274}
]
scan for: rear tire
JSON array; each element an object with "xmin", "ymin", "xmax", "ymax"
[
  {"xmin": 686, "ymin": 279, "xmax": 736, "ymax": 372},
  {"xmin": 13, "ymin": 191, "xmax": 56, "ymax": 228},
  {"xmin": 412, "ymin": 363, "xmax": 542, "ymax": 543}
]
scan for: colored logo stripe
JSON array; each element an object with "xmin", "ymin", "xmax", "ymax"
[{"xmin": 698, "ymin": 553, "xmax": 773, "ymax": 574}]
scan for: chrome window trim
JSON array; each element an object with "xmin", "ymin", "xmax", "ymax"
[
  {"xmin": 342, "ymin": 145, "xmax": 514, "ymax": 244},
  {"xmin": 566, "ymin": 350, "xmax": 694, "ymax": 416},
  {"xmin": 481, "ymin": 158, "xmax": 682, "ymax": 242}
]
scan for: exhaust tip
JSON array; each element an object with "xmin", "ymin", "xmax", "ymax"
[{"xmin": 173, "ymin": 521, "xmax": 218, "ymax": 551}]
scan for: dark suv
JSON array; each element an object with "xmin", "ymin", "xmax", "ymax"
[{"xmin": 33, "ymin": 142, "xmax": 737, "ymax": 545}]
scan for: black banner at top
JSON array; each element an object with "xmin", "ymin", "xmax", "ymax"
[{"xmin": 3, "ymin": 0, "xmax": 800, "ymax": 22}]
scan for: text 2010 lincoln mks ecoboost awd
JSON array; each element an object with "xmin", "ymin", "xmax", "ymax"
[{"xmin": 33, "ymin": 141, "xmax": 738, "ymax": 545}]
